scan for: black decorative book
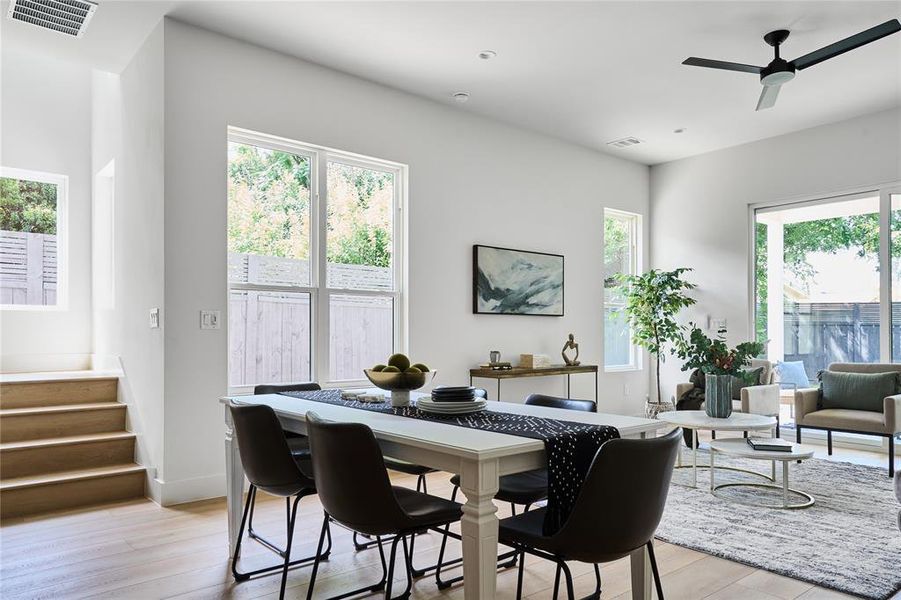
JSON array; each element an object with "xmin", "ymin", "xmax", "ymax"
[{"xmin": 746, "ymin": 438, "xmax": 793, "ymax": 452}]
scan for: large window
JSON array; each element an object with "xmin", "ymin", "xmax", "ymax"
[
  {"xmin": 604, "ymin": 209, "xmax": 641, "ymax": 371},
  {"xmin": 227, "ymin": 129, "xmax": 404, "ymax": 389},
  {"xmin": 0, "ymin": 167, "xmax": 67, "ymax": 308},
  {"xmin": 754, "ymin": 184, "xmax": 901, "ymax": 378}
]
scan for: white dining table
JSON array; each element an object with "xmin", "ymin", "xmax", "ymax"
[{"xmin": 220, "ymin": 391, "xmax": 669, "ymax": 599}]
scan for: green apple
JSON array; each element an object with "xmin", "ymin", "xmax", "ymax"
[
  {"xmin": 382, "ymin": 365, "xmax": 401, "ymax": 373},
  {"xmin": 371, "ymin": 364, "xmax": 387, "ymax": 372},
  {"xmin": 411, "ymin": 363, "xmax": 430, "ymax": 372}
]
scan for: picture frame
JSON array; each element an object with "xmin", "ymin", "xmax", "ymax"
[{"xmin": 472, "ymin": 244, "xmax": 564, "ymax": 316}]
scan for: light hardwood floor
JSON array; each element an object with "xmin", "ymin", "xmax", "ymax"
[{"xmin": 0, "ymin": 465, "xmax": 878, "ymax": 600}]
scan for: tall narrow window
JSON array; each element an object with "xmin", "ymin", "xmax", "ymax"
[
  {"xmin": 0, "ymin": 167, "xmax": 67, "ymax": 308},
  {"xmin": 604, "ymin": 209, "xmax": 641, "ymax": 370},
  {"xmin": 93, "ymin": 161, "xmax": 115, "ymax": 310},
  {"xmin": 227, "ymin": 129, "xmax": 405, "ymax": 389}
]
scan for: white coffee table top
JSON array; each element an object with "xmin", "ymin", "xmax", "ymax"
[
  {"xmin": 657, "ymin": 410, "xmax": 776, "ymax": 431},
  {"xmin": 710, "ymin": 438, "xmax": 814, "ymax": 461}
]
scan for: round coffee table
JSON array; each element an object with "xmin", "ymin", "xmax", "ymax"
[
  {"xmin": 657, "ymin": 411, "xmax": 777, "ymax": 488},
  {"xmin": 710, "ymin": 438, "xmax": 815, "ymax": 509}
]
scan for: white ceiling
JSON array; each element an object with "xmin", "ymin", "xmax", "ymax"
[{"xmin": 2, "ymin": 1, "xmax": 899, "ymax": 164}]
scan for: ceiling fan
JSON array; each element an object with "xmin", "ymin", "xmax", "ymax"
[{"xmin": 682, "ymin": 19, "xmax": 901, "ymax": 111}]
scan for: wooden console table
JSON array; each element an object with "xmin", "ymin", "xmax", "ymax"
[{"xmin": 469, "ymin": 364, "xmax": 599, "ymax": 402}]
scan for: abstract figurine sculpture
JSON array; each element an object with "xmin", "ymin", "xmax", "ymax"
[{"xmin": 561, "ymin": 333, "xmax": 580, "ymax": 366}]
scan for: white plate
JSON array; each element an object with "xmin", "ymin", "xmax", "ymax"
[{"xmin": 416, "ymin": 398, "xmax": 487, "ymax": 414}]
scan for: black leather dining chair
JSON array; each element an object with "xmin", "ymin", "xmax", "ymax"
[
  {"xmin": 228, "ymin": 403, "xmax": 331, "ymax": 600},
  {"xmin": 500, "ymin": 427, "xmax": 682, "ymax": 600},
  {"xmin": 354, "ymin": 388, "xmax": 488, "ymax": 566},
  {"xmin": 304, "ymin": 412, "xmax": 463, "ymax": 600},
  {"xmin": 253, "ymin": 382, "xmax": 321, "ymax": 457},
  {"xmin": 434, "ymin": 393, "xmax": 596, "ymax": 587}
]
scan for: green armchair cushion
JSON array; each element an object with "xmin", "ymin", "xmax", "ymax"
[
  {"xmin": 731, "ymin": 367, "xmax": 764, "ymax": 401},
  {"xmin": 819, "ymin": 370, "xmax": 898, "ymax": 413}
]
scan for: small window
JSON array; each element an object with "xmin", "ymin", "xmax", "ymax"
[
  {"xmin": 604, "ymin": 209, "xmax": 642, "ymax": 371},
  {"xmin": 0, "ymin": 167, "xmax": 67, "ymax": 309}
]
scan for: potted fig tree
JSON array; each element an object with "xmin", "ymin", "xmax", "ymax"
[{"xmin": 616, "ymin": 268, "xmax": 696, "ymax": 418}]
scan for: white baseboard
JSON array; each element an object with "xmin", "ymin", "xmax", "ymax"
[{"xmin": 153, "ymin": 473, "xmax": 227, "ymax": 506}]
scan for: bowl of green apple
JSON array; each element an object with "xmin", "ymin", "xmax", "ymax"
[{"xmin": 364, "ymin": 354, "xmax": 436, "ymax": 406}]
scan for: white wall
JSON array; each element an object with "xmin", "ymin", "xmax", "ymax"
[
  {"xmin": 0, "ymin": 46, "xmax": 93, "ymax": 359},
  {"xmin": 156, "ymin": 19, "xmax": 649, "ymax": 501},
  {"xmin": 91, "ymin": 24, "xmax": 167, "ymax": 499},
  {"xmin": 650, "ymin": 108, "xmax": 901, "ymax": 399}
]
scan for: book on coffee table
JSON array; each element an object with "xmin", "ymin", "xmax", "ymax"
[{"xmin": 746, "ymin": 438, "xmax": 794, "ymax": 452}]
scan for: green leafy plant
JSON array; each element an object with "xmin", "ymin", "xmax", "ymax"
[
  {"xmin": 616, "ymin": 268, "xmax": 696, "ymax": 404},
  {"xmin": 677, "ymin": 325, "xmax": 764, "ymax": 377}
]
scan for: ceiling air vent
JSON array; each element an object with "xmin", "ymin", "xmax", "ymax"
[
  {"xmin": 7, "ymin": 0, "xmax": 98, "ymax": 38},
  {"xmin": 607, "ymin": 136, "xmax": 641, "ymax": 148},
  {"xmin": 606, "ymin": 136, "xmax": 643, "ymax": 149}
]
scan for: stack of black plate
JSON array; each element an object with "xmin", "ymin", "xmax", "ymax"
[{"xmin": 431, "ymin": 386, "xmax": 476, "ymax": 403}]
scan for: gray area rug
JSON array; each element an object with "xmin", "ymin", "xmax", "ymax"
[{"xmin": 656, "ymin": 448, "xmax": 901, "ymax": 599}]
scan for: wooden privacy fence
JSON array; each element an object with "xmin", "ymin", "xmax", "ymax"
[
  {"xmin": 228, "ymin": 252, "xmax": 392, "ymax": 290},
  {"xmin": 228, "ymin": 252, "xmax": 394, "ymax": 386},
  {"xmin": 783, "ymin": 301, "xmax": 901, "ymax": 377},
  {"xmin": 0, "ymin": 230, "xmax": 57, "ymax": 306}
]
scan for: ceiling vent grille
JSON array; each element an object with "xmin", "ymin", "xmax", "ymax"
[
  {"xmin": 6, "ymin": 0, "xmax": 98, "ymax": 38},
  {"xmin": 606, "ymin": 136, "xmax": 643, "ymax": 149}
]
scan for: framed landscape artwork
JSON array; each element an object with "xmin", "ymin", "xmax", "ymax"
[{"xmin": 472, "ymin": 245, "xmax": 564, "ymax": 316}]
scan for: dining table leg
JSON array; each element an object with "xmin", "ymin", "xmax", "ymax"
[
  {"xmin": 224, "ymin": 404, "xmax": 246, "ymax": 555},
  {"xmin": 458, "ymin": 457, "xmax": 500, "ymax": 600},
  {"xmin": 630, "ymin": 546, "xmax": 652, "ymax": 600}
]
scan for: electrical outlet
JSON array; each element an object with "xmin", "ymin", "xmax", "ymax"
[
  {"xmin": 200, "ymin": 310, "xmax": 221, "ymax": 330},
  {"xmin": 149, "ymin": 308, "xmax": 160, "ymax": 329}
]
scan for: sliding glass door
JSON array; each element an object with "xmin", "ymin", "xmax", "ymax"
[{"xmin": 754, "ymin": 185, "xmax": 901, "ymax": 379}]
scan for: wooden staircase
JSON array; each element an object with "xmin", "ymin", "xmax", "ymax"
[{"xmin": 0, "ymin": 374, "xmax": 145, "ymax": 519}]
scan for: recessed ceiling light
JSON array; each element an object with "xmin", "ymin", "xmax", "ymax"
[
  {"xmin": 453, "ymin": 92, "xmax": 470, "ymax": 103},
  {"xmin": 673, "ymin": 128, "xmax": 687, "ymax": 134},
  {"xmin": 478, "ymin": 50, "xmax": 497, "ymax": 60}
]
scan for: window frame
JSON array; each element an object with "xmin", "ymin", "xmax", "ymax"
[
  {"xmin": 603, "ymin": 208, "xmax": 642, "ymax": 372},
  {"xmin": 749, "ymin": 181, "xmax": 901, "ymax": 365},
  {"xmin": 0, "ymin": 166, "xmax": 68, "ymax": 311},
  {"xmin": 227, "ymin": 128, "xmax": 407, "ymax": 393}
]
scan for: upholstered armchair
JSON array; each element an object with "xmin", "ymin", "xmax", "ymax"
[{"xmin": 794, "ymin": 362, "xmax": 901, "ymax": 476}]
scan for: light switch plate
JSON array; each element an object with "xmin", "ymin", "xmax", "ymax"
[
  {"xmin": 711, "ymin": 317, "xmax": 727, "ymax": 333},
  {"xmin": 200, "ymin": 310, "xmax": 221, "ymax": 330},
  {"xmin": 149, "ymin": 308, "xmax": 160, "ymax": 329}
]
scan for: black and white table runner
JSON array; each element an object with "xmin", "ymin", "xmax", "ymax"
[{"xmin": 278, "ymin": 389, "xmax": 619, "ymax": 534}]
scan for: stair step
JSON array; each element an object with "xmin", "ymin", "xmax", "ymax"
[
  {"xmin": 0, "ymin": 403, "xmax": 127, "ymax": 442},
  {"xmin": 0, "ymin": 432, "xmax": 136, "ymax": 478},
  {"xmin": 0, "ymin": 376, "xmax": 118, "ymax": 409},
  {"xmin": 0, "ymin": 464, "xmax": 145, "ymax": 519}
]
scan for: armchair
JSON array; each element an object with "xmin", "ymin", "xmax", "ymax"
[{"xmin": 794, "ymin": 363, "xmax": 900, "ymax": 477}]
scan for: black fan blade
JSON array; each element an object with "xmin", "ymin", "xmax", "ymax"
[
  {"xmin": 791, "ymin": 19, "xmax": 901, "ymax": 70},
  {"xmin": 682, "ymin": 57, "xmax": 762, "ymax": 74},
  {"xmin": 755, "ymin": 84, "xmax": 781, "ymax": 111}
]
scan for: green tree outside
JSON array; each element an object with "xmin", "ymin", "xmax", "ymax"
[
  {"xmin": 755, "ymin": 211, "xmax": 901, "ymax": 345},
  {"xmin": 0, "ymin": 177, "xmax": 57, "ymax": 234},
  {"xmin": 227, "ymin": 143, "xmax": 393, "ymax": 268}
]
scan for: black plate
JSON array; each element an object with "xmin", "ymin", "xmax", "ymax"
[
  {"xmin": 433, "ymin": 386, "xmax": 475, "ymax": 394},
  {"xmin": 431, "ymin": 393, "xmax": 475, "ymax": 403}
]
